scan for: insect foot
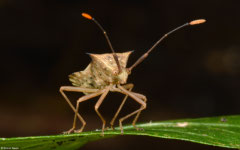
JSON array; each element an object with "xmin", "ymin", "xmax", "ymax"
[
  {"xmin": 119, "ymin": 119, "xmax": 124, "ymax": 135},
  {"xmin": 136, "ymin": 127, "xmax": 144, "ymax": 131},
  {"xmin": 110, "ymin": 125, "xmax": 115, "ymax": 130},
  {"xmin": 132, "ymin": 124, "xmax": 144, "ymax": 131},
  {"xmin": 63, "ymin": 127, "xmax": 75, "ymax": 134},
  {"xmin": 74, "ymin": 129, "xmax": 83, "ymax": 133},
  {"xmin": 99, "ymin": 126, "xmax": 109, "ymax": 136}
]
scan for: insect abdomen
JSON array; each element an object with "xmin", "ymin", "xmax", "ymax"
[{"xmin": 69, "ymin": 64, "xmax": 96, "ymax": 88}]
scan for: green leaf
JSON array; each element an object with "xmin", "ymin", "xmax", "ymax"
[{"xmin": 1, "ymin": 115, "xmax": 240, "ymax": 150}]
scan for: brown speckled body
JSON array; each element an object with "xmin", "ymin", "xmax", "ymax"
[{"xmin": 69, "ymin": 51, "xmax": 132, "ymax": 91}]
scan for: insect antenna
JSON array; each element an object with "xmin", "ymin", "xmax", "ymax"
[
  {"xmin": 82, "ymin": 13, "xmax": 122, "ymax": 73},
  {"xmin": 128, "ymin": 19, "xmax": 206, "ymax": 72}
]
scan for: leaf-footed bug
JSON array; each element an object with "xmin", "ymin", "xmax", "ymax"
[{"xmin": 59, "ymin": 13, "xmax": 206, "ymax": 136}]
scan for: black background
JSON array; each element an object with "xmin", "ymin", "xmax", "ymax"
[{"xmin": 0, "ymin": 0, "xmax": 240, "ymax": 149}]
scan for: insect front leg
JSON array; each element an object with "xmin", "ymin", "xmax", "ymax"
[
  {"xmin": 59, "ymin": 86, "xmax": 100, "ymax": 134},
  {"xmin": 117, "ymin": 85, "xmax": 147, "ymax": 134},
  {"xmin": 110, "ymin": 83, "xmax": 134, "ymax": 130}
]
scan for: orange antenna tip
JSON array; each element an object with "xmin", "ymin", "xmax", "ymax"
[
  {"xmin": 82, "ymin": 13, "xmax": 93, "ymax": 20},
  {"xmin": 189, "ymin": 19, "xmax": 206, "ymax": 25}
]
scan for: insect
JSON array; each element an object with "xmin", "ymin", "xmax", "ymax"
[{"xmin": 60, "ymin": 12, "xmax": 206, "ymax": 135}]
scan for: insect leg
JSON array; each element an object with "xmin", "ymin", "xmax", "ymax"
[
  {"xmin": 110, "ymin": 83, "xmax": 134, "ymax": 130},
  {"xmin": 94, "ymin": 86, "xmax": 110, "ymax": 136},
  {"xmin": 73, "ymin": 89, "xmax": 105, "ymax": 134},
  {"xmin": 117, "ymin": 85, "xmax": 147, "ymax": 134},
  {"xmin": 130, "ymin": 92, "xmax": 147, "ymax": 130},
  {"xmin": 59, "ymin": 86, "xmax": 100, "ymax": 134}
]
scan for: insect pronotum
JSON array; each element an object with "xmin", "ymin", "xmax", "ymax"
[{"xmin": 59, "ymin": 13, "xmax": 206, "ymax": 135}]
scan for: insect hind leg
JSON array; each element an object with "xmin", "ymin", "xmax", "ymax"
[{"xmin": 59, "ymin": 86, "xmax": 100, "ymax": 134}]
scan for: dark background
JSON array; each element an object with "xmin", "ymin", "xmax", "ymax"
[{"xmin": 0, "ymin": 0, "xmax": 240, "ymax": 149}]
